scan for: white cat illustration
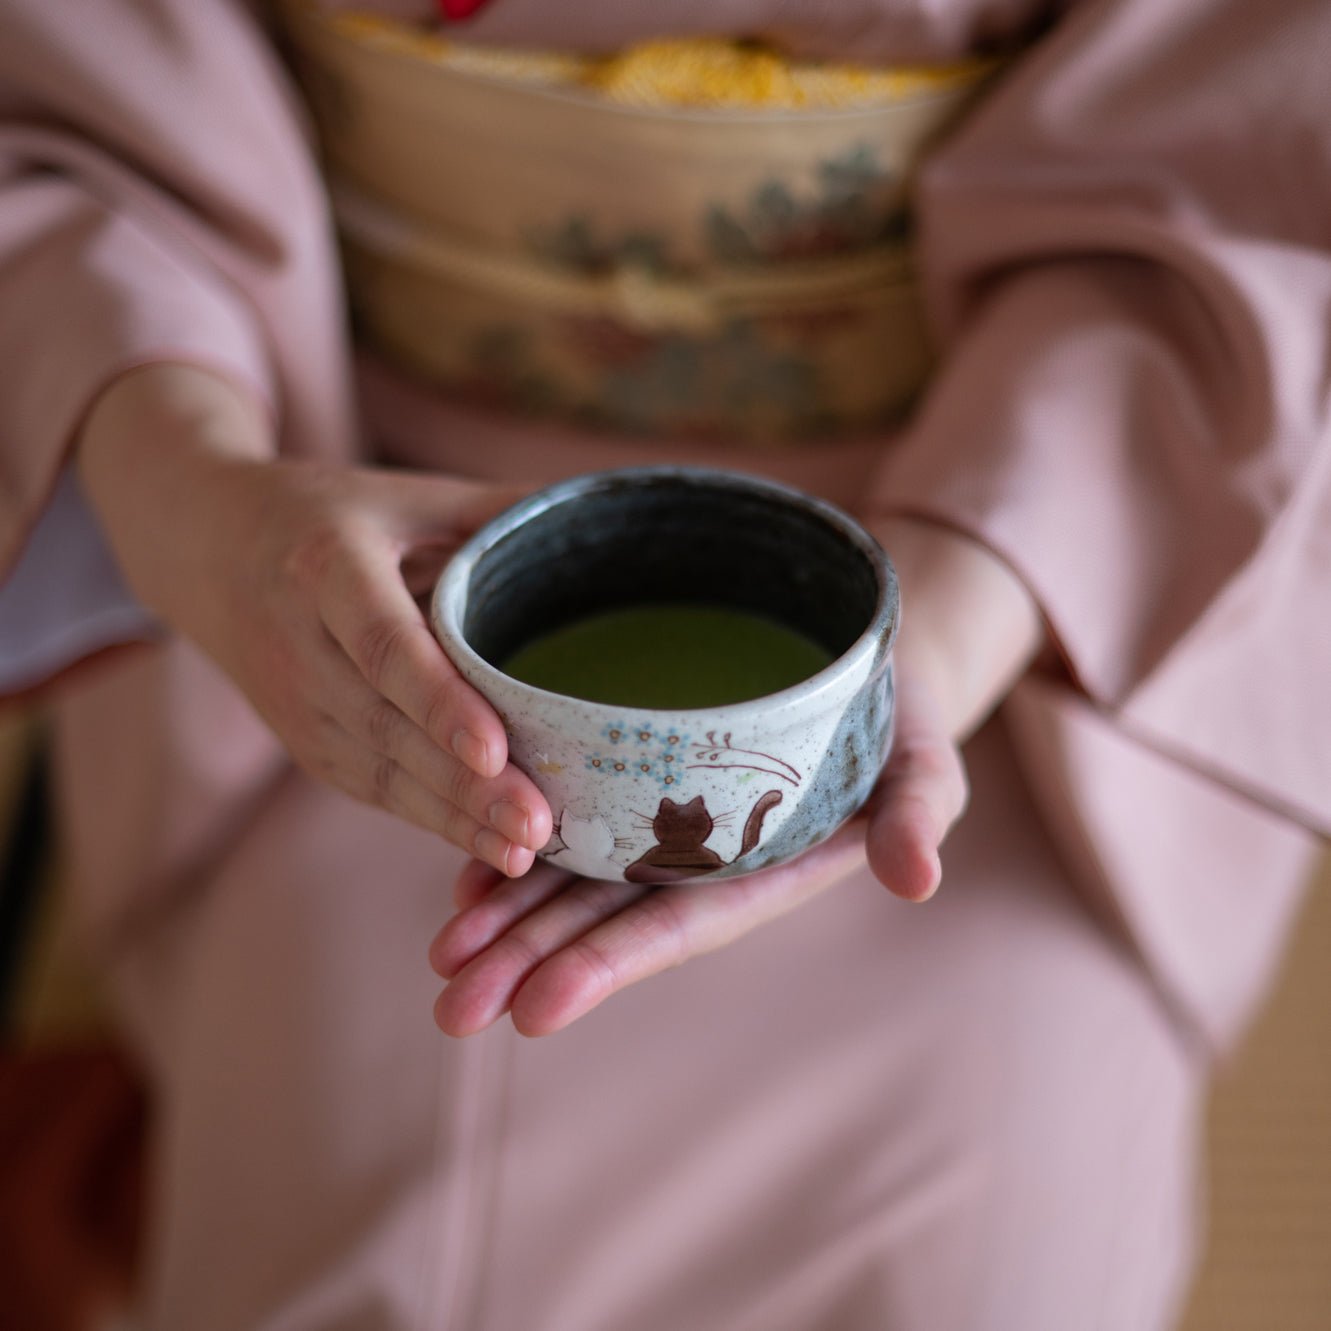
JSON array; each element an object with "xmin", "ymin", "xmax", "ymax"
[{"xmin": 547, "ymin": 811, "xmax": 632, "ymax": 881}]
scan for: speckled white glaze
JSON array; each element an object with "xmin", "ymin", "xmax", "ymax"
[{"xmin": 431, "ymin": 468, "xmax": 898, "ymax": 883}]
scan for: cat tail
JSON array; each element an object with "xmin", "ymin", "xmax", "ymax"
[{"xmin": 739, "ymin": 790, "xmax": 783, "ymax": 857}]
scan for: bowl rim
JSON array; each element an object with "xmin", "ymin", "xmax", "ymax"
[{"xmin": 430, "ymin": 465, "xmax": 899, "ymax": 723}]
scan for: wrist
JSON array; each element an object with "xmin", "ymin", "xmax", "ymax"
[
  {"xmin": 78, "ymin": 360, "xmax": 274, "ymax": 482},
  {"xmin": 870, "ymin": 516, "xmax": 1043, "ymax": 743},
  {"xmin": 76, "ymin": 362, "xmax": 276, "ymax": 612}
]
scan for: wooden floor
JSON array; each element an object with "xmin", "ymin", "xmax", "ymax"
[
  {"xmin": 2, "ymin": 708, "xmax": 1329, "ymax": 1326},
  {"xmin": 1178, "ymin": 854, "xmax": 1331, "ymax": 1330}
]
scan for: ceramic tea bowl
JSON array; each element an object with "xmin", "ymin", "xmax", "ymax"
[{"xmin": 430, "ymin": 467, "xmax": 898, "ymax": 883}]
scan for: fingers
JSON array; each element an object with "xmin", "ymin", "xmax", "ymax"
[
  {"xmin": 433, "ymin": 872, "xmax": 648, "ymax": 1037},
  {"xmin": 311, "ymin": 648, "xmax": 551, "ymax": 852},
  {"xmin": 315, "ymin": 536, "xmax": 509, "ymax": 780},
  {"xmin": 383, "ymin": 474, "xmax": 531, "ymax": 596},
  {"xmin": 388, "ymin": 472, "xmax": 531, "ymax": 539},
  {"xmin": 431, "ymin": 861, "xmax": 580, "ymax": 978},
  {"xmin": 432, "ymin": 824, "xmax": 866, "ymax": 1039},
  {"xmin": 505, "ymin": 826, "xmax": 868, "ymax": 1037},
  {"xmin": 309, "ymin": 718, "xmax": 536, "ymax": 876},
  {"xmin": 267, "ymin": 467, "xmax": 552, "ymax": 861},
  {"xmin": 864, "ymin": 679, "xmax": 969, "ymax": 903},
  {"xmin": 453, "ymin": 858, "xmax": 509, "ymax": 912}
]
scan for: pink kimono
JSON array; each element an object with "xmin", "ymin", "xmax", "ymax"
[{"xmin": 1, "ymin": 2, "xmax": 1327, "ymax": 1327}]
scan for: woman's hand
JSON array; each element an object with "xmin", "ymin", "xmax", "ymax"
[
  {"xmin": 77, "ymin": 364, "xmax": 552, "ymax": 874},
  {"xmin": 430, "ymin": 668, "xmax": 965, "ymax": 1036},
  {"xmin": 429, "ymin": 517, "xmax": 1044, "ymax": 1036}
]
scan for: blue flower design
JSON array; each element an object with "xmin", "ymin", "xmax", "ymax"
[
  {"xmin": 586, "ymin": 751, "xmax": 630, "ymax": 777},
  {"xmin": 652, "ymin": 733, "xmax": 690, "ymax": 786},
  {"xmin": 588, "ymin": 726, "xmax": 691, "ymax": 782}
]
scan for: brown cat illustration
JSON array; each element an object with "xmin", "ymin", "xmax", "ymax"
[{"xmin": 624, "ymin": 789, "xmax": 783, "ymax": 883}]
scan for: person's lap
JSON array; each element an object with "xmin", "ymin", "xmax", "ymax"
[{"xmin": 57, "ymin": 647, "xmax": 1205, "ymax": 1331}]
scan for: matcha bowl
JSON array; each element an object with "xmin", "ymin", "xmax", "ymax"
[{"xmin": 430, "ymin": 467, "xmax": 898, "ymax": 883}]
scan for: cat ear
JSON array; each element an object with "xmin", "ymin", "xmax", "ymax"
[
  {"xmin": 687, "ymin": 796, "xmax": 706, "ymax": 811},
  {"xmin": 657, "ymin": 797, "xmax": 677, "ymax": 812}
]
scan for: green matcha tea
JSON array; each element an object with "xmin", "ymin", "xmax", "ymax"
[{"xmin": 499, "ymin": 604, "xmax": 833, "ymax": 708}]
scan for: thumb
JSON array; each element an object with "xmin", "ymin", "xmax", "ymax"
[
  {"xmin": 863, "ymin": 674, "xmax": 969, "ymax": 902},
  {"xmin": 380, "ymin": 469, "xmax": 534, "ymax": 542},
  {"xmin": 375, "ymin": 472, "xmax": 534, "ymax": 598}
]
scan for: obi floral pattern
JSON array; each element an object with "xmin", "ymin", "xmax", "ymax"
[
  {"xmin": 530, "ymin": 144, "xmax": 910, "ymax": 275},
  {"xmin": 442, "ymin": 143, "xmax": 922, "ymax": 441}
]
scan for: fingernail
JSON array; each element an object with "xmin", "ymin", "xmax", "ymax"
[
  {"xmin": 474, "ymin": 828, "xmax": 512, "ymax": 875},
  {"xmin": 453, "ymin": 729, "xmax": 491, "ymax": 776},
  {"xmin": 913, "ymin": 853, "xmax": 942, "ymax": 903},
  {"xmin": 488, "ymin": 800, "xmax": 529, "ymax": 846}
]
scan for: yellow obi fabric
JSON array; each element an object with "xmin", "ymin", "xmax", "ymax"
[{"xmin": 281, "ymin": 7, "xmax": 996, "ymax": 444}]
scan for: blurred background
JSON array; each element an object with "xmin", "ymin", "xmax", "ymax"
[{"xmin": 1, "ymin": 704, "xmax": 1327, "ymax": 1331}]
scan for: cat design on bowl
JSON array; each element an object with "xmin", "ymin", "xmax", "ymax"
[{"xmin": 624, "ymin": 789, "xmax": 782, "ymax": 883}]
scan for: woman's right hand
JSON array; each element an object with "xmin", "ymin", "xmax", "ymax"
[{"xmin": 77, "ymin": 363, "xmax": 552, "ymax": 875}]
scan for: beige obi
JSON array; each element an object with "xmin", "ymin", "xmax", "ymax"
[{"xmin": 281, "ymin": 8, "xmax": 995, "ymax": 444}]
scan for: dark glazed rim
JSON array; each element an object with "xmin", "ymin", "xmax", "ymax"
[{"xmin": 431, "ymin": 466, "xmax": 899, "ymax": 720}]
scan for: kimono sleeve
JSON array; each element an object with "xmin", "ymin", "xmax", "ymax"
[
  {"xmin": 869, "ymin": 0, "xmax": 1331, "ymax": 836},
  {"xmin": 0, "ymin": 161, "xmax": 275, "ymax": 694},
  {"xmin": 0, "ymin": 1, "xmax": 352, "ymax": 698}
]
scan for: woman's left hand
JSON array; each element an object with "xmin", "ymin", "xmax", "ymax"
[
  {"xmin": 429, "ymin": 516, "xmax": 1044, "ymax": 1038},
  {"xmin": 429, "ymin": 670, "xmax": 964, "ymax": 1037}
]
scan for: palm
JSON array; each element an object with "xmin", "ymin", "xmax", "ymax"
[{"xmin": 430, "ymin": 671, "xmax": 967, "ymax": 1037}]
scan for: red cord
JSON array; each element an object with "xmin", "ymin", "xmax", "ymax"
[{"xmin": 437, "ymin": 0, "xmax": 493, "ymax": 19}]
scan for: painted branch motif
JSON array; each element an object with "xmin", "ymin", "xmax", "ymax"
[{"xmin": 685, "ymin": 731, "xmax": 803, "ymax": 787}]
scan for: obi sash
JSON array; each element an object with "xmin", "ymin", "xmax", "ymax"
[{"xmin": 280, "ymin": 6, "xmax": 995, "ymax": 443}]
